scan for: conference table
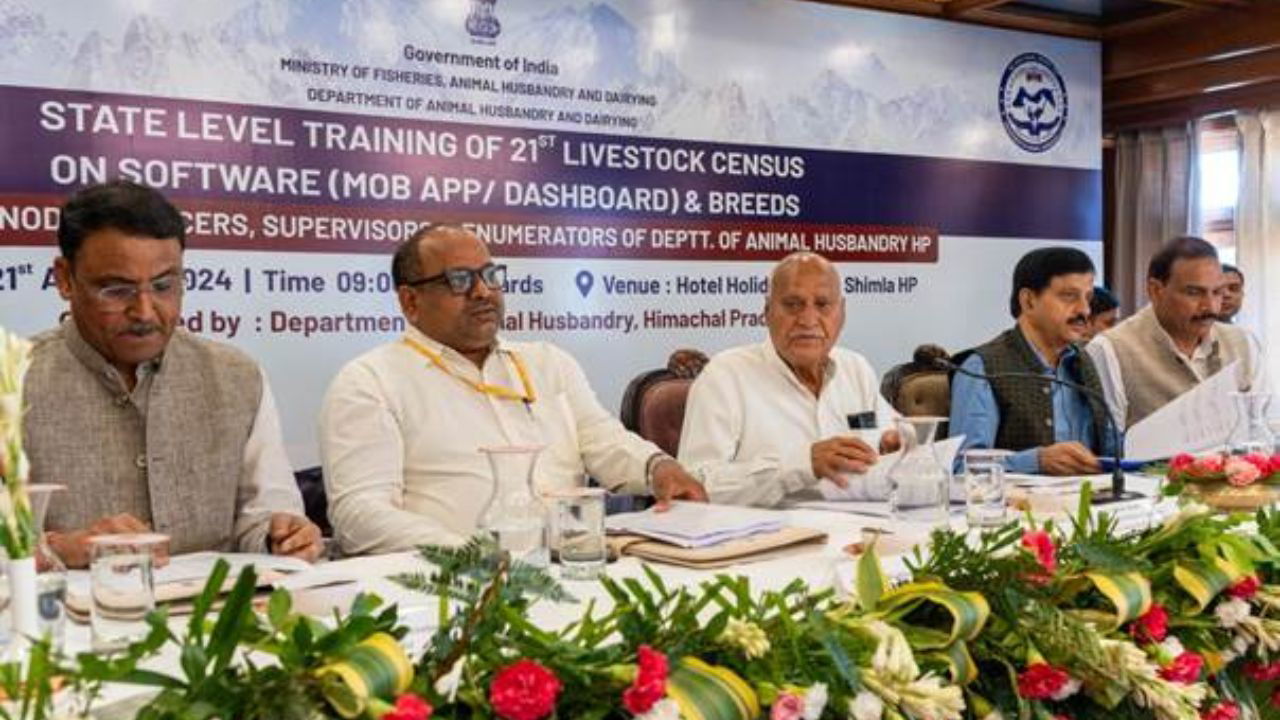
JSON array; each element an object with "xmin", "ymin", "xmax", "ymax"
[{"xmin": 78, "ymin": 474, "xmax": 1171, "ymax": 717}]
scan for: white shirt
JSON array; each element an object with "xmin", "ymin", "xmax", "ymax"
[
  {"xmin": 678, "ymin": 339, "xmax": 896, "ymax": 508},
  {"xmin": 1086, "ymin": 318, "xmax": 1270, "ymax": 429},
  {"xmin": 319, "ymin": 327, "xmax": 660, "ymax": 555}
]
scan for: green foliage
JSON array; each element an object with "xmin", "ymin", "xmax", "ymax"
[{"xmin": 77, "ymin": 558, "xmax": 400, "ymax": 720}]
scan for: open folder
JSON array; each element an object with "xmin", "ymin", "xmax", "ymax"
[
  {"xmin": 65, "ymin": 551, "xmax": 313, "ymax": 621},
  {"xmin": 604, "ymin": 503, "xmax": 827, "ymax": 568}
]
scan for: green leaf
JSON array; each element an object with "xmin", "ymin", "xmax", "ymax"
[
  {"xmin": 188, "ymin": 558, "xmax": 230, "ymax": 643},
  {"xmin": 855, "ymin": 543, "xmax": 888, "ymax": 612},
  {"xmin": 267, "ymin": 589, "xmax": 291, "ymax": 630},
  {"xmin": 207, "ymin": 565, "xmax": 258, "ymax": 675}
]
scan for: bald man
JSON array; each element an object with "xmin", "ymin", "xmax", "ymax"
[
  {"xmin": 678, "ymin": 252, "xmax": 899, "ymax": 508},
  {"xmin": 319, "ymin": 224, "xmax": 706, "ymax": 555}
]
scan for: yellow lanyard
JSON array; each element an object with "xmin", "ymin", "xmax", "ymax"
[{"xmin": 401, "ymin": 337, "xmax": 537, "ymax": 405}]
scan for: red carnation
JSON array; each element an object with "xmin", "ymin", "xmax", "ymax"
[
  {"xmin": 1159, "ymin": 652, "xmax": 1204, "ymax": 684},
  {"xmin": 382, "ymin": 694, "xmax": 433, "ymax": 720},
  {"xmin": 622, "ymin": 645, "xmax": 669, "ymax": 715},
  {"xmin": 1245, "ymin": 660, "xmax": 1280, "ymax": 682},
  {"xmin": 1244, "ymin": 453, "xmax": 1272, "ymax": 473},
  {"xmin": 1170, "ymin": 453, "xmax": 1196, "ymax": 473},
  {"xmin": 1227, "ymin": 575, "xmax": 1261, "ymax": 600},
  {"xmin": 1271, "ymin": 688, "xmax": 1280, "ymax": 710},
  {"xmin": 1202, "ymin": 700, "xmax": 1241, "ymax": 720},
  {"xmin": 490, "ymin": 659, "xmax": 563, "ymax": 720},
  {"xmin": 1269, "ymin": 453, "xmax": 1280, "ymax": 475},
  {"xmin": 1021, "ymin": 530, "xmax": 1057, "ymax": 575},
  {"xmin": 1128, "ymin": 604, "xmax": 1169, "ymax": 644},
  {"xmin": 1017, "ymin": 663, "xmax": 1070, "ymax": 699}
]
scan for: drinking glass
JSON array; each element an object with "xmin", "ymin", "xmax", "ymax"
[
  {"xmin": 88, "ymin": 533, "xmax": 168, "ymax": 651},
  {"xmin": 962, "ymin": 449, "xmax": 1012, "ymax": 527},
  {"xmin": 549, "ymin": 488, "xmax": 607, "ymax": 581}
]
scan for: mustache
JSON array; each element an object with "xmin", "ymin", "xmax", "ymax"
[
  {"xmin": 467, "ymin": 300, "xmax": 500, "ymax": 315},
  {"xmin": 121, "ymin": 322, "xmax": 161, "ymax": 336},
  {"xmin": 1067, "ymin": 314, "xmax": 1088, "ymax": 326},
  {"xmin": 1192, "ymin": 313, "xmax": 1219, "ymax": 323}
]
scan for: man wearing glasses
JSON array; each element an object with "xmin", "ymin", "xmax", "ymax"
[
  {"xmin": 22, "ymin": 180, "xmax": 322, "ymax": 567},
  {"xmin": 319, "ymin": 224, "xmax": 708, "ymax": 555}
]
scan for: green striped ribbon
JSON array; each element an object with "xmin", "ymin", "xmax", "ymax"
[
  {"xmin": 876, "ymin": 582, "xmax": 990, "ymax": 647},
  {"xmin": 667, "ymin": 656, "xmax": 761, "ymax": 720},
  {"xmin": 1083, "ymin": 571, "xmax": 1152, "ymax": 629},
  {"xmin": 316, "ymin": 632, "xmax": 414, "ymax": 719},
  {"xmin": 1175, "ymin": 557, "xmax": 1246, "ymax": 612}
]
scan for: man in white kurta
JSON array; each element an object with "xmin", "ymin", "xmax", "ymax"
[
  {"xmin": 320, "ymin": 225, "xmax": 707, "ymax": 555},
  {"xmin": 679, "ymin": 253, "xmax": 897, "ymax": 508}
]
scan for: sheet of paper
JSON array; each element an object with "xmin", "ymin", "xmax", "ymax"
[
  {"xmin": 1123, "ymin": 361, "xmax": 1241, "ymax": 460},
  {"xmin": 816, "ymin": 436, "xmax": 966, "ymax": 501},
  {"xmin": 154, "ymin": 551, "xmax": 312, "ymax": 586},
  {"xmin": 274, "ymin": 552, "xmax": 424, "ymax": 592},
  {"xmin": 604, "ymin": 502, "xmax": 784, "ymax": 548}
]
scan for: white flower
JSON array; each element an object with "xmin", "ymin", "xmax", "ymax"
[
  {"xmin": 1233, "ymin": 634, "xmax": 1251, "ymax": 654},
  {"xmin": 1157, "ymin": 636, "xmax": 1185, "ymax": 661},
  {"xmin": 1216, "ymin": 598, "xmax": 1252, "ymax": 629},
  {"xmin": 803, "ymin": 683, "xmax": 828, "ymax": 720},
  {"xmin": 719, "ymin": 617, "xmax": 771, "ymax": 659},
  {"xmin": 1051, "ymin": 676, "xmax": 1081, "ymax": 701},
  {"xmin": 849, "ymin": 690, "xmax": 884, "ymax": 720},
  {"xmin": 898, "ymin": 673, "xmax": 964, "ymax": 720},
  {"xmin": 981, "ymin": 712, "xmax": 1005, "ymax": 720},
  {"xmin": 866, "ymin": 620, "xmax": 919, "ymax": 682},
  {"xmin": 638, "ymin": 698, "xmax": 681, "ymax": 720},
  {"xmin": 433, "ymin": 657, "xmax": 465, "ymax": 701}
]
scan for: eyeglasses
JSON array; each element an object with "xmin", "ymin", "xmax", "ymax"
[
  {"xmin": 86, "ymin": 273, "xmax": 183, "ymax": 308},
  {"xmin": 404, "ymin": 263, "xmax": 506, "ymax": 295}
]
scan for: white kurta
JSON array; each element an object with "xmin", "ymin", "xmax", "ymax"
[
  {"xmin": 319, "ymin": 326, "xmax": 659, "ymax": 554},
  {"xmin": 678, "ymin": 339, "xmax": 895, "ymax": 508}
]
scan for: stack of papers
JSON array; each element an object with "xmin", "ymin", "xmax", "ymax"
[{"xmin": 605, "ymin": 502, "xmax": 784, "ymax": 548}]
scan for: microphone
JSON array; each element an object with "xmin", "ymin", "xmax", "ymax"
[{"xmin": 931, "ymin": 356, "xmax": 1138, "ymax": 502}]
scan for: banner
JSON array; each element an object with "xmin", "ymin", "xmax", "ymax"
[{"xmin": 0, "ymin": 0, "xmax": 1101, "ymax": 465}]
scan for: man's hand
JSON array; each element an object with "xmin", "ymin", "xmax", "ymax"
[
  {"xmin": 812, "ymin": 437, "xmax": 879, "ymax": 487},
  {"xmin": 45, "ymin": 513, "xmax": 155, "ymax": 569},
  {"xmin": 879, "ymin": 429, "xmax": 902, "ymax": 454},
  {"xmin": 1039, "ymin": 442, "xmax": 1101, "ymax": 476},
  {"xmin": 650, "ymin": 459, "xmax": 709, "ymax": 510},
  {"xmin": 268, "ymin": 512, "xmax": 324, "ymax": 562}
]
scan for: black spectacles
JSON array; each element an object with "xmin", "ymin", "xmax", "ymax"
[{"xmin": 404, "ymin": 263, "xmax": 506, "ymax": 295}]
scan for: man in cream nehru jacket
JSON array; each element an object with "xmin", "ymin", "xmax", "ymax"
[
  {"xmin": 1086, "ymin": 236, "xmax": 1269, "ymax": 429},
  {"xmin": 319, "ymin": 224, "xmax": 707, "ymax": 555},
  {"xmin": 679, "ymin": 252, "xmax": 899, "ymax": 507},
  {"xmin": 24, "ymin": 180, "xmax": 320, "ymax": 567}
]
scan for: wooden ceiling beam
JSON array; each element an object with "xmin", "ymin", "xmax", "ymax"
[
  {"xmin": 1105, "ymin": 78, "xmax": 1280, "ymax": 131},
  {"xmin": 1105, "ymin": 46, "xmax": 1280, "ymax": 108},
  {"xmin": 962, "ymin": 7, "xmax": 1102, "ymax": 38},
  {"xmin": 943, "ymin": 0, "xmax": 1017, "ymax": 18},
  {"xmin": 1105, "ymin": 4, "xmax": 1280, "ymax": 80}
]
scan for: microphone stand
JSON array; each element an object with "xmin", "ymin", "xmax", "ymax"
[{"xmin": 939, "ymin": 357, "xmax": 1141, "ymax": 503}]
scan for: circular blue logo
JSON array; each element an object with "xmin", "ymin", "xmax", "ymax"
[{"xmin": 999, "ymin": 53, "xmax": 1068, "ymax": 153}]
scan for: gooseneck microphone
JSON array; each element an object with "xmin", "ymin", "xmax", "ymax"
[{"xmin": 932, "ymin": 356, "xmax": 1137, "ymax": 502}]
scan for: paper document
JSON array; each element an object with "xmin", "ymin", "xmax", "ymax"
[
  {"xmin": 1123, "ymin": 361, "xmax": 1241, "ymax": 461},
  {"xmin": 816, "ymin": 436, "xmax": 965, "ymax": 502},
  {"xmin": 155, "ymin": 551, "xmax": 312, "ymax": 587},
  {"xmin": 605, "ymin": 502, "xmax": 784, "ymax": 548}
]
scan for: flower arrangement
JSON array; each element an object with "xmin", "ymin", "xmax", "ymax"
[
  {"xmin": 1160, "ymin": 452, "xmax": 1280, "ymax": 510},
  {"xmin": 0, "ymin": 324, "xmax": 37, "ymax": 559},
  {"xmin": 9, "ymin": 493, "xmax": 1280, "ymax": 719}
]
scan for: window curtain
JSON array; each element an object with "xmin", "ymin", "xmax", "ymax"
[
  {"xmin": 1234, "ymin": 109, "xmax": 1280, "ymax": 386},
  {"xmin": 1112, "ymin": 123, "xmax": 1197, "ymax": 314}
]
